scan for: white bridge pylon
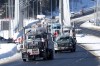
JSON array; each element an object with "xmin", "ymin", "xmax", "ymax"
[{"xmin": 63, "ymin": 0, "xmax": 71, "ymax": 27}]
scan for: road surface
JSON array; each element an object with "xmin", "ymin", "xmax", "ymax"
[{"xmin": 1, "ymin": 13, "xmax": 100, "ymax": 66}]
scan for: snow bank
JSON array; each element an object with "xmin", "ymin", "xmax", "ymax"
[
  {"xmin": 0, "ymin": 44, "xmax": 16, "ymax": 55},
  {"xmin": 80, "ymin": 21, "xmax": 100, "ymax": 30}
]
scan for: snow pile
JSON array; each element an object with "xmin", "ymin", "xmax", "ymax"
[
  {"xmin": 76, "ymin": 21, "xmax": 100, "ymax": 57},
  {"xmin": 0, "ymin": 44, "xmax": 16, "ymax": 55},
  {"xmin": 76, "ymin": 34, "xmax": 100, "ymax": 44},
  {"xmin": 80, "ymin": 21, "xmax": 100, "ymax": 30}
]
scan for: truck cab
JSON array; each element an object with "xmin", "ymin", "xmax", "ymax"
[
  {"xmin": 51, "ymin": 23, "xmax": 61, "ymax": 41},
  {"xmin": 21, "ymin": 28, "xmax": 54, "ymax": 61}
]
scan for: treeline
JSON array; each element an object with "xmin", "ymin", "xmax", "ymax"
[
  {"xmin": 0, "ymin": 0, "xmax": 94, "ymax": 18},
  {"xmin": 0, "ymin": 0, "xmax": 59, "ymax": 18},
  {"xmin": 29, "ymin": 0, "xmax": 59, "ymax": 16}
]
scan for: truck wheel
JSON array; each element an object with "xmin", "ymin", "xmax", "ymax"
[
  {"xmin": 55, "ymin": 50, "xmax": 58, "ymax": 53},
  {"xmin": 43, "ymin": 51, "xmax": 47, "ymax": 60},
  {"xmin": 43, "ymin": 52, "xmax": 48, "ymax": 60},
  {"xmin": 23, "ymin": 59, "xmax": 26, "ymax": 62},
  {"xmin": 71, "ymin": 48, "xmax": 75, "ymax": 52},
  {"xmin": 48, "ymin": 49, "xmax": 54, "ymax": 60},
  {"xmin": 71, "ymin": 46, "xmax": 76, "ymax": 52},
  {"xmin": 71, "ymin": 45, "xmax": 76, "ymax": 52}
]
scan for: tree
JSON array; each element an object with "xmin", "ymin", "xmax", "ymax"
[{"xmin": 41, "ymin": 0, "xmax": 50, "ymax": 14}]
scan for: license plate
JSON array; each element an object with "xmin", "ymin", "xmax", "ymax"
[
  {"xmin": 59, "ymin": 47, "xmax": 68, "ymax": 50},
  {"xmin": 27, "ymin": 49, "xmax": 39, "ymax": 55},
  {"xmin": 32, "ymin": 49, "xmax": 39, "ymax": 55}
]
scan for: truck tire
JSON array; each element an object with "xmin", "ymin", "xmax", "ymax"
[
  {"xmin": 55, "ymin": 50, "xmax": 58, "ymax": 53},
  {"xmin": 43, "ymin": 52, "xmax": 48, "ymax": 60},
  {"xmin": 71, "ymin": 48, "xmax": 76, "ymax": 52},
  {"xmin": 23, "ymin": 59, "xmax": 26, "ymax": 62},
  {"xmin": 71, "ymin": 45, "xmax": 76, "ymax": 52},
  {"xmin": 48, "ymin": 49, "xmax": 54, "ymax": 60},
  {"xmin": 43, "ymin": 49, "xmax": 47, "ymax": 60}
]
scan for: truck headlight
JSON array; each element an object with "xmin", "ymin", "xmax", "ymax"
[{"xmin": 69, "ymin": 44, "xmax": 72, "ymax": 46}]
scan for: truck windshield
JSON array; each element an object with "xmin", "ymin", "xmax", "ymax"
[
  {"xmin": 35, "ymin": 35, "xmax": 41, "ymax": 38},
  {"xmin": 27, "ymin": 40, "xmax": 44, "ymax": 49},
  {"xmin": 52, "ymin": 25, "xmax": 61, "ymax": 29},
  {"xmin": 52, "ymin": 23, "xmax": 61, "ymax": 29},
  {"xmin": 35, "ymin": 33, "xmax": 47, "ymax": 39},
  {"xmin": 28, "ymin": 35, "xmax": 34, "ymax": 39},
  {"xmin": 27, "ymin": 43, "xmax": 38, "ymax": 49}
]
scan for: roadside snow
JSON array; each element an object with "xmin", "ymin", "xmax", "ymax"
[
  {"xmin": 0, "ymin": 43, "xmax": 17, "ymax": 59},
  {"xmin": 80, "ymin": 21, "xmax": 100, "ymax": 30},
  {"xmin": 0, "ymin": 44, "xmax": 16, "ymax": 54},
  {"xmin": 76, "ymin": 21, "xmax": 100, "ymax": 57},
  {"xmin": 76, "ymin": 34, "xmax": 100, "ymax": 44}
]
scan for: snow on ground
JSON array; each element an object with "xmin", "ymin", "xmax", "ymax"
[
  {"xmin": 76, "ymin": 21, "xmax": 100, "ymax": 57},
  {"xmin": 80, "ymin": 21, "xmax": 100, "ymax": 30},
  {"xmin": 0, "ymin": 19, "xmax": 100, "ymax": 60},
  {"xmin": 77, "ymin": 34, "xmax": 100, "ymax": 44},
  {"xmin": 0, "ymin": 43, "xmax": 17, "ymax": 59},
  {"xmin": 0, "ymin": 44, "xmax": 16, "ymax": 54},
  {"xmin": 76, "ymin": 34, "xmax": 100, "ymax": 57}
]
